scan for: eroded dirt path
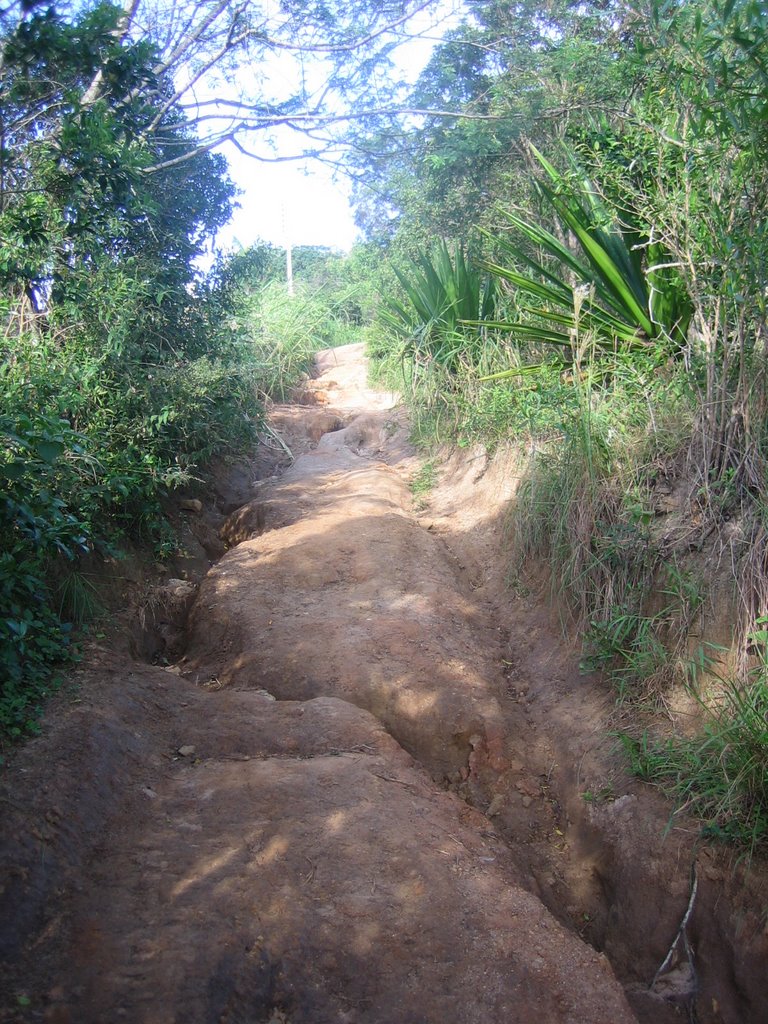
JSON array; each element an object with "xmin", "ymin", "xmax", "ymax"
[{"xmin": 1, "ymin": 343, "xmax": 766, "ymax": 1023}]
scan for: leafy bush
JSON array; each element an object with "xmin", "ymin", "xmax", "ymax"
[
  {"xmin": 0, "ymin": 320, "xmax": 269, "ymax": 742},
  {"xmin": 0, "ymin": 413, "xmax": 91, "ymax": 739},
  {"xmin": 454, "ymin": 369, "xmax": 580, "ymax": 450}
]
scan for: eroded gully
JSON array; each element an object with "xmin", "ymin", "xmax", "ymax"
[{"xmin": 1, "ymin": 343, "xmax": 766, "ymax": 1024}]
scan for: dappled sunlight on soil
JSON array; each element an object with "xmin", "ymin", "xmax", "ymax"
[{"xmin": 2, "ymin": 343, "xmax": 766, "ymax": 1024}]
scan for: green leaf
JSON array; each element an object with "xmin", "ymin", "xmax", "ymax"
[
  {"xmin": 0, "ymin": 462, "xmax": 26, "ymax": 481},
  {"xmin": 34, "ymin": 440, "xmax": 66, "ymax": 464}
]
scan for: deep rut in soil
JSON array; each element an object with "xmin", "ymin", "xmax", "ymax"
[{"xmin": 1, "ymin": 344, "xmax": 766, "ymax": 1024}]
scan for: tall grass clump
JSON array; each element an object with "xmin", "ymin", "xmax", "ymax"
[
  {"xmin": 621, "ymin": 652, "xmax": 768, "ymax": 855},
  {"xmin": 223, "ymin": 248, "xmax": 373, "ymax": 400},
  {"xmin": 241, "ymin": 282, "xmax": 331, "ymax": 399},
  {"xmin": 507, "ymin": 351, "xmax": 699, "ymax": 699}
]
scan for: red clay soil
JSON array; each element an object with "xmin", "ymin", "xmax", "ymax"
[{"xmin": 1, "ymin": 343, "xmax": 766, "ymax": 1024}]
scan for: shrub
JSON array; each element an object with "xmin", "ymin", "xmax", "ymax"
[
  {"xmin": 620, "ymin": 666, "xmax": 768, "ymax": 855},
  {"xmin": 0, "ymin": 413, "xmax": 90, "ymax": 739}
]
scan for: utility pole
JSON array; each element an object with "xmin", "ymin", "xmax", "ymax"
[{"xmin": 282, "ymin": 201, "xmax": 294, "ymax": 297}]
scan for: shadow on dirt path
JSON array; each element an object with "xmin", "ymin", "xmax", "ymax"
[{"xmin": 1, "ymin": 343, "xmax": 766, "ymax": 1024}]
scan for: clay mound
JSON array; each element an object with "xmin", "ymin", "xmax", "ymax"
[
  {"xmin": 0, "ymin": 672, "xmax": 401, "ymax": 967},
  {"xmin": 2, "ymin": 661, "xmax": 635, "ymax": 1024},
  {"xmin": 105, "ymin": 759, "xmax": 634, "ymax": 1024},
  {"xmin": 219, "ymin": 395, "xmax": 404, "ymax": 549},
  {"xmin": 269, "ymin": 405, "xmax": 347, "ymax": 444},
  {"xmin": 219, "ymin": 458, "xmax": 404, "ymax": 547},
  {"xmin": 185, "ymin": 347, "xmax": 508, "ymax": 780},
  {"xmin": 48, "ymin": 726, "xmax": 634, "ymax": 1024},
  {"xmin": 185, "ymin": 459, "xmax": 508, "ymax": 779}
]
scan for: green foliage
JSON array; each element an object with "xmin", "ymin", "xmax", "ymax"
[
  {"xmin": 220, "ymin": 243, "xmax": 376, "ymax": 401},
  {"xmin": 0, "ymin": 2, "xmax": 253, "ymax": 744},
  {"xmin": 212, "ymin": 243, "xmax": 287, "ymax": 296},
  {"xmin": 572, "ymin": 0, "xmax": 768, "ymax": 508},
  {"xmin": 56, "ymin": 572, "xmax": 102, "ymax": 626},
  {"xmin": 619, "ymin": 666, "xmax": 768, "ymax": 854},
  {"xmin": 380, "ymin": 241, "xmax": 497, "ymax": 372},
  {"xmin": 0, "ymin": 324, "xmax": 269, "ymax": 743},
  {"xmin": 580, "ymin": 565, "xmax": 706, "ymax": 701},
  {"xmin": 409, "ymin": 459, "xmax": 437, "ymax": 510},
  {"xmin": 349, "ymin": 0, "xmax": 634, "ymax": 244},
  {"xmin": 0, "ymin": 413, "xmax": 89, "ymax": 739},
  {"xmin": 506, "ymin": 357, "xmax": 697, "ymax": 656},
  {"xmin": 581, "ymin": 784, "xmax": 615, "ymax": 804},
  {"xmin": 0, "ymin": 241, "xmax": 374, "ymax": 747},
  {"xmin": 478, "ymin": 145, "xmax": 691, "ymax": 377},
  {"xmin": 0, "ymin": 4, "xmax": 235, "ymax": 315},
  {"xmin": 455, "ymin": 371, "xmax": 579, "ymax": 450},
  {"xmin": 239, "ymin": 283, "xmax": 333, "ymax": 400},
  {"xmin": 582, "ymin": 607, "xmax": 669, "ymax": 699},
  {"xmin": 358, "ymin": 0, "xmax": 768, "ymax": 851},
  {"xmin": 2, "ymin": 327, "xmax": 262, "ymax": 525}
]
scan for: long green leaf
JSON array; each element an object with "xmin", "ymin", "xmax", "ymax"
[
  {"xmin": 528, "ymin": 145, "xmax": 654, "ymax": 334},
  {"xmin": 486, "ymin": 215, "xmax": 591, "ymax": 292},
  {"xmin": 543, "ymin": 183, "xmax": 654, "ymax": 336},
  {"xmin": 464, "ymin": 319, "xmax": 574, "ymax": 347},
  {"xmin": 479, "ymin": 359, "xmax": 570, "ymax": 382},
  {"xmin": 479, "ymin": 261, "xmax": 572, "ymax": 306}
]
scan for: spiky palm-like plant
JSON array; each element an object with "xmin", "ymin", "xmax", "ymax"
[
  {"xmin": 381, "ymin": 240, "xmax": 497, "ymax": 372},
  {"xmin": 476, "ymin": 145, "xmax": 692, "ymax": 379}
]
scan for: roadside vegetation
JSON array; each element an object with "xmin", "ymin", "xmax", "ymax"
[
  {"xmin": 359, "ymin": 0, "xmax": 768, "ymax": 854},
  {"xmin": 0, "ymin": 0, "xmax": 374, "ymax": 743},
  {"xmin": 1, "ymin": 233, "xmax": 368, "ymax": 744}
]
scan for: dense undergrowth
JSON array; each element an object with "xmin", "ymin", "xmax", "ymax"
[
  {"xmin": 372, "ymin": 319, "xmax": 768, "ymax": 855},
  {"xmin": 364, "ymin": 0, "xmax": 768, "ymax": 854}
]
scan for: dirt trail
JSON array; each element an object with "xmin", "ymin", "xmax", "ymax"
[
  {"xmin": 184, "ymin": 349, "xmax": 508, "ymax": 781},
  {"xmin": 1, "ymin": 343, "xmax": 766, "ymax": 1023}
]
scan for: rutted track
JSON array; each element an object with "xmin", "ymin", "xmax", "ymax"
[{"xmin": 1, "ymin": 343, "xmax": 766, "ymax": 1023}]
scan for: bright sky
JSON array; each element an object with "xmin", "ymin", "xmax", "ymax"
[
  {"xmin": 216, "ymin": 154, "xmax": 359, "ymax": 254},
  {"xmin": 211, "ymin": 2, "xmax": 463, "ymax": 256}
]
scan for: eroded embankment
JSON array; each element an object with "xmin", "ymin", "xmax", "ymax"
[
  {"xmin": 1, "ymin": 342, "xmax": 766, "ymax": 1024},
  {"xmin": 0, "ymin": 343, "xmax": 638, "ymax": 1024},
  {"xmin": 388, "ymin": 411, "xmax": 768, "ymax": 1024}
]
